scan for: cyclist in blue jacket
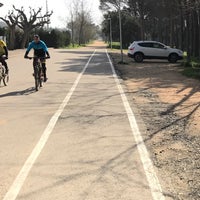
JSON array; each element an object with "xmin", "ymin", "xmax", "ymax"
[{"xmin": 24, "ymin": 35, "xmax": 50, "ymax": 82}]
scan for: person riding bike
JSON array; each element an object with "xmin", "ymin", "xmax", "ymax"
[
  {"xmin": 24, "ymin": 34, "xmax": 50, "ymax": 82},
  {"xmin": 0, "ymin": 39, "xmax": 9, "ymax": 74}
]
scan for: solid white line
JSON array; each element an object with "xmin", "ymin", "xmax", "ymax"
[
  {"xmin": 3, "ymin": 50, "xmax": 96, "ymax": 200},
  {"xmin": 106, "ymin": 50, "xmax": 165, "ymax": 200}
]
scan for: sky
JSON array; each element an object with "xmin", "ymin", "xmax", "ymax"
[{"xmin": 0, "ymin": 0, "xmax": 103, "ymax": 28}]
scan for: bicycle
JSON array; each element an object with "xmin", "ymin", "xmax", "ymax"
[
  {"xmin": 0, "ymin": 56, "xmax": 9, "ymax": 86},
  {"xmin": 25, "ymin": 56, "xmax": 49, "ymax": 91}
]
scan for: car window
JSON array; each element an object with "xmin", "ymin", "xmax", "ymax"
[
  {"xmin": 138, "ymin": 42, "xmax": 153, "ymax": 48},
  {"xmin": 152, "ymin": 43, "xmax": 165, "ymax": 49}
]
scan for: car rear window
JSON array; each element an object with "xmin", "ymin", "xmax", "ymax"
[{"xmin": 138, "ymin": 42, "xmax": 153, "ymax": 48}]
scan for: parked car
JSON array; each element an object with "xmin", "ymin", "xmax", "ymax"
[{"xmin": 128, "ymin": 41, "xmax": 183, "ymax": 63}]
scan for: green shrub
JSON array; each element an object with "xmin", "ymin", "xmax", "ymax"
[{"xmin": 182, "ymin": 57, "xmax": 200, "ymax": 79}]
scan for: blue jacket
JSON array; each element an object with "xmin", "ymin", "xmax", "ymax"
[
  {"xmin": 26, "ymin": 40, "xmax": 49, "ymax": 57},
  {"xmin": 26, "ymin": 40, "xmax": 48, "ymax": 53}
]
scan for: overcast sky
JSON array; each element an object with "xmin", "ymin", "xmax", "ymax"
[{"xmin": 0, "ymin": 0, "xmax": 103, "ymax": 28}]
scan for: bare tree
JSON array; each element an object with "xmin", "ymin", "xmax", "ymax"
[
  {"xmin": 67, "ymin": 0, "xmax": 96, "ymax": 45},
  {"xmin": 14, "ymin": 6, "xmax": 53, "ymax": 48},
  {"xmin": 68, "ymin": 0, "xmax": 80, "ymax": 46},
  {"xmin": 0, "ymin": 8, "xmax": 21, "ymax": 49},
  {"xmin": 0, "ymin": 5, "xmax": 53, "ymax": 49}
]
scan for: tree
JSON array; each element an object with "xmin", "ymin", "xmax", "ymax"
[
  {"xmin": 102, "ymin": 11, "xmax": 140, "ymax": 47},
  {"xmin": 14, "ymin": 6, "xmax": 53, "ymax": 48},
  {"xmin": 67, "ymin": 0, "xmax": 97, "ymax": 45},
  {"xmin": 0, "ymin": 5, "xmax": 53, "ymax": 49},
  {"xmin": 100, "ymin": 0, "xmax": 127, "ymax": 62},
  {"xmin": 0, "ymin": 8, "xmax": 21, "ymax": 49}
]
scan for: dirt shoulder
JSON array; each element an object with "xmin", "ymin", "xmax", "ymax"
[{"xmin": 109, "ymin": 50, "xmax": 200, "ymax": 200}]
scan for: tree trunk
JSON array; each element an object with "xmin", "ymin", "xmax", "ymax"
[
  {"xmin": 8, "ymin": 26, "xmax": 16, "ymax": 50},
  {"xmin": 21, "ymin": 31, "xmax": 30, "ymax": 49},
  {"xmin": 199, "ymin": 8, "xmax": 200, "ymax": 58},
  {"xmin": 193, "ymin": 11, "xmax": 199, "ymax": 57}
]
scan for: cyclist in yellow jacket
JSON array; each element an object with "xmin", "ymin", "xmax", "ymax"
[{"xmin": 0, "ymin": 39, "xmax": 9, "ymax": 74}]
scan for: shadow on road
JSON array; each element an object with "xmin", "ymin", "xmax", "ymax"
[{"xmin": 0, "ymin": 87, "xmax": 35, "ymax": 98}]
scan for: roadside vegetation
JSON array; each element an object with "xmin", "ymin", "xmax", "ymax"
[
  {"xmin": 100, "ymin": 0, "xmax": 200, "ymax": 78},
  {"xmin": 182, "ymin": 58, "xmax": 200, "ymax": 79}
]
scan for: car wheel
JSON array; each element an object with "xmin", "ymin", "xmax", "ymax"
[
  {"xmin": 168, "ymin": 53, "xmax": 178, "ymax": 63},
  {"xmin": 134, "ymin": 53, "xmax": 144, "ymax": 63}
]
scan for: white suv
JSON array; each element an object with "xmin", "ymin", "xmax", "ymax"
[{"xmin": 128, "ymin": 41, "xmax": 183, "ymax": 63}]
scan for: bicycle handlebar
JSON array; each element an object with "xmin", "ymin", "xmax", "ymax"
[{"xmin": 25, "ymin": 56, "xmax": 50, "ymax": 60}]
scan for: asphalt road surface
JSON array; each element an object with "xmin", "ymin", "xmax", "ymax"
[{"xmin": 0, "ymin": 42, "xmax": 166, "ymax": 200}]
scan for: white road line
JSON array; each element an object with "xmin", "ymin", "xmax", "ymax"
[
  {"xmin": 106, "ymin": 50, "xmax": 165, "ymax": 200},
  {"xmin": 3, "ymin": 50, "xmax": 96, "ymax": 200}
]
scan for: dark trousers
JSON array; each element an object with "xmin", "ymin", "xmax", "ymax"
[{"xmin": 41, "ymin": 63, "xmax": 47, "ymax": 78}]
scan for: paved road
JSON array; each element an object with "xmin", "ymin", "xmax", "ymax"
[{"xmin": 0, "ymin": 42, "xmax": 165, "ymax": 200}]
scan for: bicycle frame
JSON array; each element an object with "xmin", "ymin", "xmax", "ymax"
[{"xmin": 26, "ymin": 56, "xmax": 48, "ymax": 91}]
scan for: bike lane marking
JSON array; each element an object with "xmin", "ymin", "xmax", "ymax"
[
  {"xmin": 3, "ymin": 50, "xmax": 96, "ymax": 200},
  {"xmin": 106, "ymin": 50, "xmax": 165, "ymax": 200}
]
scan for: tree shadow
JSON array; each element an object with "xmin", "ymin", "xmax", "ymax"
[
  {"xmin": 17, "ymin": 141, "xmax": 176, "ymax": 200},
  {"xmin": 55, "ymin": 51, "xmax": 113, "ymax": 76}
]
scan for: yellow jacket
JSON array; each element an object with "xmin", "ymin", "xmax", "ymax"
[{"xmin": 0, "ymin": 40, "xmax": 7, "ymax": 56}]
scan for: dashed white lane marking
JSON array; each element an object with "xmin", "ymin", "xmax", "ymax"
[
  {"xmin": 106, "ymin": 50, "xmax": 165, "ymax": 200},
  {"xmin": 3, "ymin": 50, "xmax": 96, "ymax": 200}
]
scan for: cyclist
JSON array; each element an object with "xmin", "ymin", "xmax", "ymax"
[
  {"xmin": 0, "ymin": 39, "xmax": 9, "ymax": 74},
  {"xmin": 24, "ymin": 34, "xmax": 50, "ymax": 82}
]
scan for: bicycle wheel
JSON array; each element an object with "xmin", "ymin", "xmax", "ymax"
[
  {"xmin": 0, "ymin": 73, "xmax": 6, "ymax": 86},
  {"xmin": 34, "ymin": 66, "xmax": 39, "ymax": 91},
  {"xmin": 38, "ymin": 68, "xmax": 42, "ymax": 88},
  {"xmin": 4, "ymin": 74, "xmax": 9, "ymax": 86},
  {"xmin": 0, "ymin": 66, "xmax": 8, "ymax": 86},
  {"xmin": 2, "ymin": 76, "xmax": 7, "ymax": 86}
]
